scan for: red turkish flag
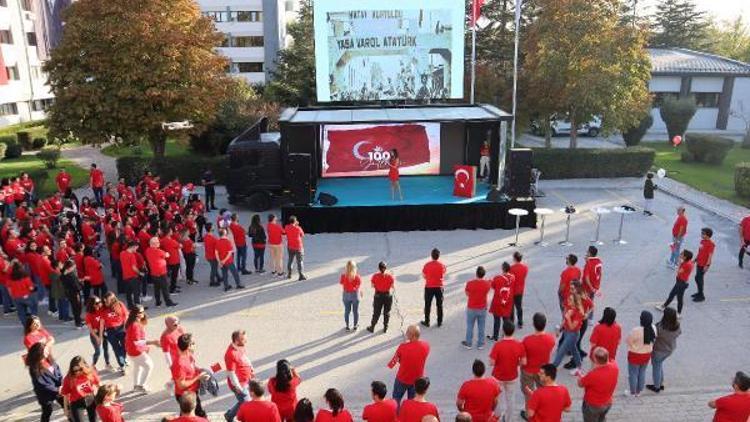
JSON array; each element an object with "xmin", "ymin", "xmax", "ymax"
[
  {"xmin": 325, "ymin": 124, "xmax": 431, "ymax": 174},
  {"xmin": 471, "ymin": 0, "xmax": 485, "ymax": 26},
  {"xmin": 453, "ymin": 165, "xmax": 476, "ymax": 198},
  {"xmin": 0, "ymin": 49, "xmax": 8, "ymax": 85}
]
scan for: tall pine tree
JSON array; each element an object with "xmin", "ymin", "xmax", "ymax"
[{"xmin": 650, "ymin": 0, "xmax": 710, "ymax": 50}]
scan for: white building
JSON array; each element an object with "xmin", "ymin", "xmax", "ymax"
[
  {"xmin": 0, "ymin": 0, "xmax": 55, "ymax": 128},
  {"xmin": 648, "ymin": 48, "xmax": 750, "ymax": 133},
  {"xmin": 198, "ymin": 0, "xmax": 299, "ymax": 85}
]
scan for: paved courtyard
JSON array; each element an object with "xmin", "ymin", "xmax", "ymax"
[{"xmin": 1, "ymin": 181, "xmax": 749, "ymax": 421}]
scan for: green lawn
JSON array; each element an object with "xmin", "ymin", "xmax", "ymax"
[
  {"xmin": 0, "ymin": 156, "xmax": 88, "ymax": 198},
  {"xmin": 0, "ymin": 122, "xmax": 48, "ymax": 140},
  {"xmin": 648, "ymin": 142, "xmax": 750, "ymax": 208},
  {"xmin": 101, "ymin": 139, "xmax": 190, "ymax": 158}
]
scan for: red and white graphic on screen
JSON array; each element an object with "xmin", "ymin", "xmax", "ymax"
[
  {"xmin": 453, "ymin": 165, "xmax": 475, "ymax": 198},
  {"xmin": 326, "ymin": 125, "xmax": 431, "ymax": 174}
]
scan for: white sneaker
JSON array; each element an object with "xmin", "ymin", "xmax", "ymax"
[
  {"xmin": 141, "ymin": 295, "xmax": 153, "ymax": 302},
  {"xmin": 677, "ymin": 313, "xmax": 682, "ymax": 319},
  {"xmin": 47, "ymin": 310, "xmax": 57, "ymax": 317},
  {"xmin": 654, "ymin": 304, "xmax": 665, "ymax": 312},
  {"xmin": 39, "ymin": 299, "xmax": 49, "ymax": 306}
]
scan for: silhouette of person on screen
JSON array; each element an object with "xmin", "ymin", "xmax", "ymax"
[{"xmin": 389, "ymin": 149, "xmax": 403, "ymax": 201}]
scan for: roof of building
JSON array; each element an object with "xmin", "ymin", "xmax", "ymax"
[
  {"xmin": 649, "ymin": 48, "xmax": 750, "ymax": 76},
  {"xmin": 280, "ymin": 104, "xmax": 512, "ymax": 124}
]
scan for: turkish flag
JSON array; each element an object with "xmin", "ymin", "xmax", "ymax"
[
  {"xmin": 471, "ymin": 0, "xmax": 485, "ymax": 26},
  {"xmin": 453, "ymin": 165, "xmax": 476, "ymax": 198},
  {"xmin": 0, "ymin": 49, "xmax": 7, "ymax": 85},
  {"xmin": 325, "ymin": 124, "xmax": 431, "ymax": 174}
]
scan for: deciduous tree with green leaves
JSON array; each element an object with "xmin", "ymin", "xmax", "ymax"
[
  {"xmin": 44, "ymin": 0, "xmax": 229, "ymax": 158},
  {"xmin": 522, "ymin": 0, "xmax": 652, "ymax": 148},
  {"xmin": 650, "ymin": 0, "xmax": 710, "ymax": 50}
]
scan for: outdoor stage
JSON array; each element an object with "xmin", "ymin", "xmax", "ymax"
[{"xmin": 282, "ymin": 176, "xmax": 536, "ymax": 234}]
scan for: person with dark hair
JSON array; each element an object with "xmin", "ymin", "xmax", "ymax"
[
  {"xmin": 61, "ymin": 356, "xmax": 100, "ymax": 422},
  {"xmin": 456, "ymin": 412, "xmax": 472, "ymax": 422},
  {"xmin": 145, "ymin": 237, "xmax": 177, "ymax": 307},
  {"xmin": 388, "ymin": 149, "xmax": 403, "ymax": 201},
  {"xmin": 315, "ymin": 388, "xmax": 353, "ymax": 422},
  {"xmin": 84, "ymin": 296, "xmax": 112, "ymax": 371},
  {"xmin": 488, "ymin": 262, "xmax": 515, "ymax": 341},
  {"xmin": 229, "ymin": 213, "xmax": 252, "ymax": 275},
  {"xmin": 643, "ymin": 172, "xmax": 656, "ymax": 216},
  {"xmin": 248, "ymin": 214, "xmax": 267, "ymax": 274},
  {"xmin": 23, "ymin": 315, "xmax": 55, "ymax": 351},
  {"xmin": 398, "ymin": 377, "xmax": 438, "ymax": 422},
  {"xmin": 201, "ymin": 169, "xmax": 217, "ymax": 211},
  {"xmin": 269, "ymin": 359, "xmax": 302, "ymax": 422},
  {"xmin": 120, "ymin": 241, "xmax": 144, "ymax": 308},
  {"xmin": 203, "ymin": 223, "xmax": 221, "ymax": 286},
  {"xmin": 368, "ymin": 261, "xmax": 395, "ymax": 333},
  {"xmin": 83, "ymin": 246, "xmax": 107, "ymax": 299},
  {"xmin": 577, "ymin": 347, "xmax": 618, "ymax": 422},
  {"xmin": 668, "ymin": 206, "xmax": 688, "ymax": 268},
  {"xmin": 160, "ymin": 226, "xmax": 182, "ymax": 294},
  {"xmin": 421, "ymin": 248, "xmax": 446, "ymax": 328},
  {"xmin": 294, "ymin": 398, "xmax": 315, "ymax": 422},
  {"xmin": 7, "ymin": 259, "xmax": 37, "ymax": 324},
  {"xmin": 388, "ymin": 325, "xmax": 430, "ymax": 406},
  {"xmin": 558, "ymin": 254, "xmax": 581, "ymax": 315},
  {"xmin": 582, "ymin": 246, "xmax": 603, "ymax": 300},
  {"xmin": 520, "ymin": 313, "xmax": 556, "ymax": 419},
  {"xmin": 656, "ymin": 249, "xmax": 694, "ymax": 317},
  {"xmin": 180, "ymin": 229, "xmax": 198, "ymax": 285},
  {"xmin": 236, "ymin": 380, "xmax": 281, "ymax": 422},
  {"xmin": 589, "ymin": 307, "xmax": 621, "ymax": 362},
  {"xmin": 692, "ymin": 227, "xmax": 715, "ymax": 302},
  {"xmin": 739, "ymin": 214, "xmax": 750, "ymax": 268},
  {"xmin": 526, "ymin": 364, "xmax": 571, "ymax": 421},
  {"xmin": 647, "ymin": 307, "xmax": 681, "ymax": 393},
  {"xmin": 462, "ymin": 266, "xmax": 491, "ymax": 350},
  {"xmin": 95, "ymin": 383, "xmax": 124, "ymax": 422},
  {"xmin": 89, "ymin": 163, "xmax": 105, "ymax": 206},
  {"xmin": 363, "ymin": 380, "xmax": 397, "ymax": 422},
  {"xmin": 284, "ymin": 216, "xmax": 307, "ymax": 281},
  {"xmin": 216, "ymin": 228, "xmax": 245, "ymax": 292},
  {"xmin": 102, "ymin": 292, "xmax": 128, "ymax": 374},
  {"xmin": 456, "ymin": 360, "xmax": 500, "ymax": 422},
  {"xmin": 267, "ymin": 214, "xmax": 284, "ymax": 276},
  {"xmin": 27, "ymin": 342, "xmax": 63, "ymax": 422},
  {"xmin": 61, "ymin": 259, "xmax": 84, "ymax": 327},
  {"xmin": 489, "ymin": 320, "xmax": 526, "ymax": 422},
  {"xmin": 626, "ymin": 311, "xmax": 657, "ymax": 397},
  {"xmin": 125, "ymin": 304, "xmax": 159, "ymax": 393},
  {"xmin": 172, "ymin": 333, "xmax": 210, "ymax": 417},
  {"xmin": 708, "ymin": 371, "xmax": 750, "ymax": 420},
  {"xmin": 509, "ymin": 251, "xmax": 528, "ymax": 328},
  {"xmin": 225, "ymin": 329, "xmax": 256, "ymax": 422}
]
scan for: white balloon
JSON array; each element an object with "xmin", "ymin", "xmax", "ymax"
[{"xmin": 657, "ymin": 168, "xmax": 666, "ymax": 179}]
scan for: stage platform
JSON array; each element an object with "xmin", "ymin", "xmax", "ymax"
[{"xmin": 282, "ymin": 176, "xmax": 536, "ymax": 233}]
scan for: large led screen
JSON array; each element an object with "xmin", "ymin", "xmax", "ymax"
[
  {"xmin": 321, "ymin": 123, "xmax": 441, "ymax": 178},
  {"xmin": 313, "ymin": 0, "xmax": 465, "ymax": 102}
]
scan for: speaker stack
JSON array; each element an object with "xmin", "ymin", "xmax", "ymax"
[
  {"xmin": 287, "ymin": 153, "xmax": 312, "ymax": 205},
  {"xmin": 505, "ymin": 148, "xmax": 533, "ymax": 198}
]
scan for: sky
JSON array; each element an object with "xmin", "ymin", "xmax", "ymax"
[{"xmin": 639, "ymin": 0, "xmax": 750, "ymax": 23}]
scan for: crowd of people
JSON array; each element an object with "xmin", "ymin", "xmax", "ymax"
[{"xmin": 4, "ymin": 165, "xmax": 750, "ymax": 422}]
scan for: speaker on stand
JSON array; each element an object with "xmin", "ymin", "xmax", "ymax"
[{"xmin": 505, "ymin": 148, "xmax": 533, "ymax": 198}]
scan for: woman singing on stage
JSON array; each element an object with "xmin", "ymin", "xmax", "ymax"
[{"xmin": 388, "ymin": 149, "xmax": 403, "ymax": 201}]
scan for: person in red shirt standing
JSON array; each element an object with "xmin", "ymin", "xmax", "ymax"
[
  {"xmin": 90, "ymin": 163, "xmax": 105, "ymax": 207},
  {"xmin": 479, "ymin": 140, "xmax": 491, "ymax": 180},
  {"xmin": 340, "ymin": 260, "xmax": 362, "ymax": 331},
  {"xmin": 216, "ymin": 228, "xmax": 245, "ymax": 292},
  {"xmin": 462, "ymin": 266, "xmax": 491, "ymax": 350},
  {"xmin": 267, "ymin": 214, "xmax": 284, "ymax": 277},
  {"xmin": 120, "ymin": 241, "xmax": 143, "ymax": 308},
  {"xmin": 558, "ymin": 254, "xmax": 582, "ymax": 315},
  {"xmin": 709, "ymin": 371, "xmax": 750, "ymax": 422},
  {"xmin": 145, "ymin": 237, "xmax": 177, "ymax": 308},
  {"xmin": 489, "ymin": 320, "xmax": 526, "ymax": 422},
  {"xmin": 225, "ymin": 329, "xmax": 256, "ymax": 422},
  {"xmin": 692, "ymin": 227, "xmax": 715, "ymax": 303},
  {"xmin": 387, "ymin": 324, "xmax": 430, "ymax": 406},
  {"xmin": 284, "ymin": 216, "xmax": 307, "ymax": 281},
  {"xmin": 363, "ymin": 381, "xmax": 397, "ymax": 422},
  {"xmin": 203, "ymin": 223, "xmax": 220, "ymax": 286},
  {"xmin": 315, "ymin": 388, "xmax": 353, "ymax": 422},
  {"xmin": 7, "ymin": 260, "xmax": 38, "ymax": 325},
  {"xmin": 656, "ymin": 249, "xmax": 694, "ymax": 317},
  {"xmin": 509, "ymin": 252, "xmax": 528, "ymax": 328},
  {"xmin": 95, "ymin": 384, "xmax": 124, "ymax": 422},
  {"xmin": 180, "ymin": 229, "xmax": 198, "ymax": 285},
  {"xmin": 526, "ymin": 364, "xmax": 571, "ymax": 422},
  {"xmin": 577, "ymin": 347, "xmax": 619, "ymax": 421},
  {"xmin": 56, "ymin": 169, "xmax": 72, "ymax": 194},
  {"xmin": 229, "ymin": 214, "xmax": 252, "ymax": 275},
  {"xmin": 83, "ymin": 247, "xmax": 106, "ymax": 299},
  {"xmin": 160, "ymin": 227, "xmax": 182, "ymax": 294},
  {"xmin": 421, "ymin": 248, "xmax": 446, "ymax": 328},
  {"xmin": 61, "ymin": 355, "xmax": 100, "ymax": 422},
  {"xmin": 489, "ymin": 262, "xmax": 515, "ymax": 341},
  {"xmin": 125, "ymin": 305, "xmax": 160, "ymax": 393},
  {"xmin": 520, "ymin": 313, "xmax": 557, "ymax": 420},
  {"xmin": 397, "ymin": 378, "xmax": 438, "ymax": 422},
  {"xmin": 172, "ymin": 333, "xmax": 210, "ymax": 418},
  {"xmin": 582, "ymin": 246, "xmax": 603, "ymax": 299},
  {"xmin": 589, "ymin": 307, "xmax": 622, "ymax": 362},
  {"xmin": 668, "ymin": 206, "xmax": 688, "ymax": 268},
  {"xmin": 236, "ymin": 381, "xmax": 281, "ymax": 422},
  {"xmin": 268, "ymin": 359, "xmax": 302, "ymax": 422},
  {"xmin": 20, "ymin": 172, "xmax": 35, "ymax": 202},
  {"xmin": 367, "ymin": 261, "xmax": 395, "ymax": 333},
  {"xmin": 172, "ymin": 392, "xmax": 209, "ymax": 422},
  {"xmin": 739, "ymin": 215, "xmax": 750, "ymax": 268},
  {"xmin": 388, "ymin": 149, "xmax": 403, "ymax": 201},
  {"xmin": 456, "ymin": 360, "xmax": 500, "ymax": 422},
  {"xmin": 552, "ymin": 289, "xmax": 586, "ymax": 375}
]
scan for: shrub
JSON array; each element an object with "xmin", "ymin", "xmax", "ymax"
[
  {"xmin": 117, "ymin": 156, "xmax": 229, "ymax": 186},
  {"xmin": 32, "ymin": 137, "xmax": 47, "ymax": 149},
  {"xmin": 621, "ymin": 114, "xmax": 654, "ymax": 147},
  {"xmin": 0, "ymin": 135, "xmax": 15, "ymax": 146},
  {"xmin": 16, "ymin": 131, "xmax": 32, "ymax": 150},
  {"xmin": 737, "ymin": 163, "xmax": 750, "ymax": 198},
  {"xmin": 659, "ymin": 96, "xmax": 697, "ymax": 143},
  {"xmin": 681, "ymin": 133, "xmax": 734, "ymax": 165},
  {"xmin": 4, "ymin": 141, "xmax": 23, "ymax": 159},
  {"xmin": 532, "ymin": 147, "xmax": 655, "ymax": 179},
  {"xmin": 37, "ymin": 147, "xmax": 62, "ymax": 169}
]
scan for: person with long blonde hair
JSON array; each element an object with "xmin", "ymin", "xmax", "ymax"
[
  {"xmin": 552, "ymin": 288, "xmax": 586, "ymax": 376},
  {"xmin": 340, "ymin": 261, "xmax": 362, "ymax": 331}
]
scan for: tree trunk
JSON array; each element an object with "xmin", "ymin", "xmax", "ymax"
[
  {"xmin": 569, "ymin": 113, "xmax": 578, "ymax": 149},
  {"xmin": 149, "ymin": 129, "xmax": 167, "ymax": 159}
]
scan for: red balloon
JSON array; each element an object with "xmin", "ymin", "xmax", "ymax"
[{"xmin": 672, "ymin": 135, "xmax": 682, "ymax": 146}]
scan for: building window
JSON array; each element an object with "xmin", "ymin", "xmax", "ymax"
[
  {"xmin": 652, "ymin": 92, "xmax": 679, "ymax": 108},
  {"xmin": 20, "ymin": 0, "xmax": 31, "ymax": 11},
  {"xmin": 230, "ymin": 11, "xmax": 263, "ymax": 22},
  {"xmin": 203, "ymin": 11, "xmax": 227, "ymax": 22},
  {"xmin": 693, "ymin": 92, "xmax": 720, "ymax": 108},
  {"xmin": 6, "ymin": 66, "xmax": 20, "ymax": 80},
  {"xmin": 0, "ymin": 103, "xmax": 18, "ymax": 116},
  {"xmin": 27, "ymin": 32, "xmax": 37, "ymax": 46},
  {"xmin": 0, "ymin": 30, "xmax": 12, "ymax": 44},
  {"xmin": 31, "ymin": 98, "xmax": 53, "ymax": 112},
  {"xmin": 30, "ymin": 66, "xmax": 44, "ymax": 79},
  {"xmin": 233, "ymin": 36, "xmax": 264, "ymax": 47},
  {"xmin": 235, "ymin": 62, "xmax": 263, "ymax": 73}
]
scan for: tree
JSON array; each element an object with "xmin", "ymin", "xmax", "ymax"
[
  {"xmin": 44, "ymin": 0, "xmax": 229, "ymax": 158},
  {"xmin": 706, "ymin": 17, "xmax": 750, "ymax": 63},
  {"xmin": 265, "ymin": 0, "xmax": 316, "ymax": 106},
  {"xmin": 659, "ymin": 96, "xmax": 697, "ymax": 142},
  {"xmin": 650, "ymin": 0, "xmax": 710, "ymax": 50},
  {"xmin": 522, "ymin": 0, "xmax": 653, "ymax": 148}
]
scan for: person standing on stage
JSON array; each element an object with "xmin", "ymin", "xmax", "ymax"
[
  {"xmin": 479, "ymin": 140, "xmax": 491, "ymax": 181},
  {"xmin": 367, "ymin": 261, "xmax": 395, "ymax": 334},
  {"xmin": 668, "ymin": 206, "xmax": 688, "ymax": 268},
  {"xmin": 509, "ymin": 252, "xmax": 528, "ymax": 329},
  {"xmin": 692, "ymin": 228, "xmax": 715, "ymax": 303},
  {"xmin": 388, "ymin": 149, "xmax": 403, "ymax": 201},
  {"xmin": 739, "ymin": 214, "xmax": 750, "ymax": 268},
  {"xmin": 284, "ymin": 216, "xmax": 307, "ymax": 281},
  {"xmin": 387, "ymin": 325, "xmax": 430, "ymax": 406},
  {"xmin": 421, "ymin": 248, "xmax": 446, "ymax": 328}
]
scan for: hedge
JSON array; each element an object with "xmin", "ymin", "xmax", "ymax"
[
  {"xmin": 0, "ymin": 143, "xmax": 6, "ymax": 159},
  {"xmin": 682, "ymin": 133, "xmax": 734, "ymax": 165},
  {"xmin": 117, "ymin": 156, "xmax": 230, "ymax": 186},
  {"xmin": 4, "ymin": 141, "xmax": 22, "ymax": 159},
  {"xmin": 622, "ymin": 114, "xmax": 654, "ymax": 147},
  {"xmin": 32, "ymin": 137, "xmax": 47, "ymax": 149},
  {"xmin": 736, "ymin": 163, "xmax": 750, "ymax": 198},
  {"xmin": 532, "ymin": 147, "xmax": 655, "ymax": 179},
  {"xmin": 16, "ymin": 131, "xmax": 32, "ymax": 150}
]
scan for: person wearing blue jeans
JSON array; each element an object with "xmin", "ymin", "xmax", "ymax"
[
  {"xmin": 14, "ymin": 294, "xmax": 38, "ymax": 325},
  {"xmin": 341, "ymin": 261, "xmax": 361, "ymax": 331},
  {"xmin": 552, "ymin": 296, "xmax": 585, "ymax": 373},
  {"xmin": 0, "ymin": 283, "xmax": 16, "ymax": 314},
  {"xmin": 223, "ymin": 330, "xmax": 254, "ymax": 422},
  {"xmin": 668, "ymin": 206, "xmax": 687, "ymax": 267},
  {"xmin": 462, "ymin": 266, "xmax": 491, "ymax": 349},
  {"xmin": 628, "ymin": 362, "xmax": 648, "ymax": 395},
  {"xmin": 388, "ymin": 325, "xmax": 429, "ymax": 407},
  {"xmin": 626, "ymin": 311, "xmax": 656, "ymax": 397},
  {"xmin": 342, "ymin": 291, "xmax": 359, "ymax": 330},
  {"xmin": 647, "ymin": 307, "xmax": 681, "ymax": 393},
  {"xmin": 392, "ymin": 379, "xmax": 416, "ymax": 407},
  {"xmin": 216, "ymin": 229, "xmax": 245, "ymax": 292}
]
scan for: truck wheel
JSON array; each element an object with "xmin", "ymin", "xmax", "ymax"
[{"xmin": 248, "ymin": 192, "xmax": 271, "ymax": 212}]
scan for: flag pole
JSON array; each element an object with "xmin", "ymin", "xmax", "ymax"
[
  {"xmin": 511, "ymin": 0, "xmax": 521, "ymax": 149},
  {"xmin": 470, "ymin": 19, "xmax": 477, "ymax": 104}
]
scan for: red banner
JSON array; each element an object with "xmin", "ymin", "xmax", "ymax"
[
  {"xmin": 453, "ymin": 165, "xmax": 476, "ymax": 198},
  {"xmin": 0, "ymin": 49, "xmax": 7, "ymax": 85}
]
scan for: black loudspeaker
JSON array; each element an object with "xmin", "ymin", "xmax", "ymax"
[
  {"xmin": 506, "ymin": 148, "xmax": 533, "ymax": 197},
  {"xmin": 287, "ymin": 153, "xmax": 312, "ymax": 205},
  {"xmin": 317, "ymin": 192, "xmax": 338, "ymax": 206},
  {"xmin": 486, "ymin": 188, "xmax": 508, "ymax": 203}
]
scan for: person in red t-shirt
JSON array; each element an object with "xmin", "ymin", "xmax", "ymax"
[
  {"xmin": 739, "ymin": 215, "xmax": 750, "ymax": 268},
  {"xmin": 160, "ymin": 227, "xmax": 182, "ymax": 294},
  {"xmin": 216, "ymin": 228, "xmax": 245, "ymax": 292},
  {"xmin": 363, "ymin": 381, "xmax": 397, "ymax": 422},
  {"xmin": 520, "ymin": 313, "xmax": 557, "ymax": 419},
  {"xmin": 578, "ymin": 347, "xmax": 618, "ymax": 420},
  {"xmin": 172, "ymin": 333, "xmax": 210, "ymax": 418},
  {"xmin": 203, "ymin": 223, "xmax": 220, "ymax": 286},
  {"xmin": 479, "ymin": 140, "xmax": 491, "ymax": 180},
  {"xmin": 7, "ymin": 260, "xmax": 37, "ymax": 325},
  {"xmin": 558, "ymin": 254, "xmax": 581, "ymax": 314},
  {"xmin": 56, "ymin": 169, "xmax": 72, "ymax": 193},
  {"xmin": 266, "ymin": 214, "xmax": 284, "ymax": 276},
  {"xmin": 397, "ymin": 378, "xmax": 438, "ymax": 422},
  {"xmin": 367, "ymin": 261, "xmax": 395, "ymax": 333},
  {"xmin": 225, "ymin": 329, "xmax": 256, "ymax": 421},
  {"xmin": 526, "ymin": 364, "xmax": 571, "ymax": 422},
  {"xmin": 582, "ymin": 246, "xmax": 603, "ymax": 297},
  {"xmin": 656, "ymin": 249, "xmax": 694, "ymax": 316},
  {"xmin": 669, "ymin": 206, "xmax": 688, "ymax": 267},
  {"xmin": 489, "ymin": 262, "xmax": 515, "ymax": 341},
  {"xmin": 709, "ymin": 371, "xmax": 750, "ymax": 422},
  {"xmin": 83, "ymin": 247, "xmax": 106, "ymax": 299},
  {"xmin": 315, "ymin": 389, "xmax": 353, "ymax": 422},
  {"xmin": 552, "ymin": 290, "xmax": 586, "ymax": 375},
  {"xmin": 462, "ymin": 266, "xmax": 491, "ymax": 350},
  {"xmin": 268, "ymin": 360, "xmax": 302, "ymax": 422},
  {"xmin": 509, "ymin": 251, "xmax": 528, "ymax": 328},
  {"xmin": 125, "ymin": 305, "xmax": 160, "ymax": 393},
  {"xmin": 171, "ymin": 392, "xmax": 209, "ymax": 422},
  {"xmin": 61, "ymin": 356, "xmax": 101, "ymax": 421},
  {"xmin": 95, "ymin": 383, "xmax": 124, "ymax": 422},
  {"xmin": 488, "ymin": 320, "xmax": 526, "ymax": 422},
  {"xmin": 340, "ymin": 261, "xmax": 362, "ymax": 331},
  {"xmin": 120, "ymin": 242, "xmax": 143, "ymax": 309},
  {"xmin": 692, "ymin": 227, "xmax": 715, "ymax": 302},
  {"xmin": 180, "ymin": 229, "xmax": 197, "ymax": 285},
  {"xmin": 387, "ymin": 325, "xmax": 430, "ymax": 405},
  {"xmin": 145, "ymin": 237, "xmax": 177, "ymax": 308},
  {"xmin": 229, "ymin": 214, "xmax": 252, "ymax": 275},
  {"xmin": 284, "ymin": 216, "xmax": 306, "ymax": 281},
  {"xmin": 90, "ymin": 163, "xmax": 105, "ymax": 206},
  {"xmin": 456, "ymin": 360, "xmax": 500, "ymax": 422},
  {"xmin": 236, "ymin": 380, "xmax": 281, "ymax": 422},
  {"xmin": 421, "ymin": 248, "xmax": 446, "ymax": 328},
  {"xmin": 589, "ymin": 307, "xmax": 621, "ymax": 362}
]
